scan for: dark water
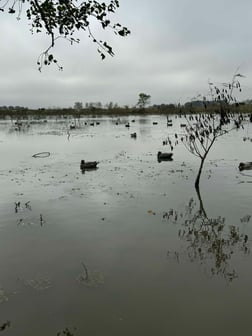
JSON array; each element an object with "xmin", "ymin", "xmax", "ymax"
[{"xmin": 0, "ymin": 116, "xmax": 252, "ymax": 335}]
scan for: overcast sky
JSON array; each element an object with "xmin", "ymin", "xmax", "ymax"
[{"xmin": 1, "ymin": 0, "xmax": 252, "ymax": 108}]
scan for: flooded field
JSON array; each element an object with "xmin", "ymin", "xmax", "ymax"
[{"xmin": 0, "ymin": 115, "xmax": 252, "ymax": 336}]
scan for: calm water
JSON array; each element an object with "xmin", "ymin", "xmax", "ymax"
[{"xmin": 0, "ymin": 115, "xmax": 252, "ymax": 336}]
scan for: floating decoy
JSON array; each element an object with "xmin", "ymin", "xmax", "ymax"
[
  {"xmin": 157, "ymin": 151, "xmax": 173, "ymax": 162},
  {"xmin": 239, "ymin": 162, "xmax": 252, "ymax": 171},
  {"xmin": 80, "ymin": 160, "xmax": 99, "ymax": 170}
]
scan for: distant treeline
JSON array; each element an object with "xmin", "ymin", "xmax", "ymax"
[{"xmin": 1, "ymin": 101, "xmax": 252, "ymax": 117}]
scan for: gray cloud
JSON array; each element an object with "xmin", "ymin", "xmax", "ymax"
[{"xmin": 1, "ymin": 0, "xmax": 252, "ymax": 108}]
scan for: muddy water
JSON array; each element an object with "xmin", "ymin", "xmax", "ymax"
[{"xmin": 0, "ymin": 116, "xmax": 252, "ymax": 336}]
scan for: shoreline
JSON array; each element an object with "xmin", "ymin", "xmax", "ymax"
[{"xmin": 0, "ymin": 104, "xmax": 252, "ymax": 118}]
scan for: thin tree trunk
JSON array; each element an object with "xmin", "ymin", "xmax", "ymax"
[
  {"xmin": 195, "ymin": 185, "xmax": 207, "ymax": 218},
  {"xmin": 195, "ymin": 156, "xmax": 205, "ymax": 191},
  {"xmin": 194, "ymin": 137, "xmax": 216, "ymax": 191}
]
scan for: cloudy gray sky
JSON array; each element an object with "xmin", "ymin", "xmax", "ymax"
[{"xmin": 1, "ymin": 0, "xmax": 252, "ymax": 108}]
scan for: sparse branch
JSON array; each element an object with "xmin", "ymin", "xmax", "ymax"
[{"xmin": 181, "ymin": 140, "xmax": 200, "ymax": 158}]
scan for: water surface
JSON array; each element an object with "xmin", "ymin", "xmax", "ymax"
[{"xmin": 0, "ymin": 115, "xmax": 251, "ymax": 335}]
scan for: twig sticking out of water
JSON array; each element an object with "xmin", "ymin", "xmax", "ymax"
[
  {"xmin": 15, "ymin": 202, "xmax": 21, "ymax": 213},
  {"xmin": 17, "ymin": 218, "xmax": 23, "ymax": 226},
  {"xmin": 0, "ymin": 321, "xmax": 10, "ymax": 331},
  {"xmin": 25, "ymin": 201, "xmax": 32, "ymax": 210},
  {"xmin": 40, "ymin": 214, "xmax": 44, "ymax": 226},
  {"xmin": 81, "ymin": 262, "xmax": 89, "ymax": 281}
]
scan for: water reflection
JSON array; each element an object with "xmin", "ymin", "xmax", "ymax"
[
  {"xmin": 80, "ymin": 167, "xmax": 98, "ymax": 174},
  {"xmin": 157, "ymin": 157, "xmax": 173, "ymax": 163},
  {"xmin": 167, "ymin": 188, "xmax": 250, "ymax": 282}
]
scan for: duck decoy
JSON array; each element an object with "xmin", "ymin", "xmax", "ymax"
[
  {"xmin": 157, "ymin": 151, "xmax": 173, "ymax": 162},
  {"xmin": 239, "ymin": 162, "xmax": 252, "ymax": 171},
  {"xmin": 80, "ymin": 160, "xmax": 99, "ymax": 170}
]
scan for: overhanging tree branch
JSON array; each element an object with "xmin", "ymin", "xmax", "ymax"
[{"xmin": 0, "ymin": 0, "xmax": 130, "ymax": 70}]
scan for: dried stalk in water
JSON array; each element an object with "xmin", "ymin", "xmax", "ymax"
[{"xmin": 81, "ymin": 262, "xmax": 89, "ymax": 281}]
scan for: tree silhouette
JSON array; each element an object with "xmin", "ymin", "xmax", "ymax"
[
  {"xmin": 171, "ymin": 71, "xmax": 246, "ymax": 191},
  {"xmin": 137, "ymin": 93, "xmax": 151, "ymax": 109}
]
